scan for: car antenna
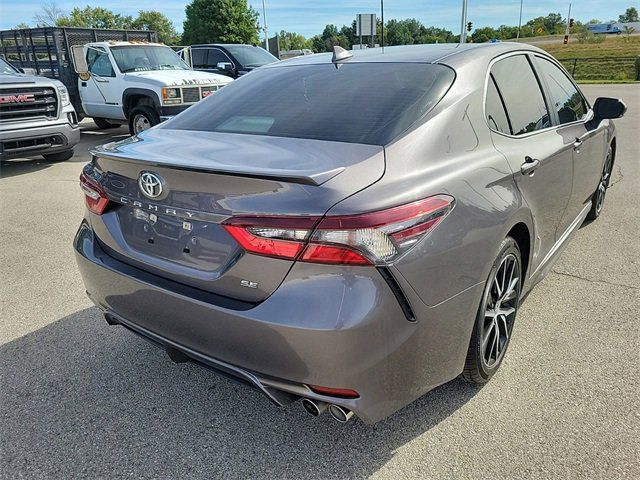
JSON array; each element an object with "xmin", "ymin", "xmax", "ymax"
[{"xmin": 331, "ymin": 46, "xmax": 353, "ymax": 64}]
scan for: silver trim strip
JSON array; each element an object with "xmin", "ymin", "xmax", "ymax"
[{"xmin": 533, "ymin": 202, "xmax": 592, "ymax": 277}]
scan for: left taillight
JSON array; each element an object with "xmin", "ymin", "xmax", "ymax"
[
  {"xmin": 222, "ymin": 194, "xmax": 454, "ymax": 266},
  {"xmin": 79, "ymin": 172, "xmax": 110, "ymax": 215}
]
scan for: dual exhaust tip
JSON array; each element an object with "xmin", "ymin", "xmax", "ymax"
[{"xmin": 301, "ymin": 398, "xmax": 353, "ymax": 423}]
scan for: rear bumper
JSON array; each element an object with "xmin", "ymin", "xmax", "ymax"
[
  {"xmin": 0, "ymin": 116, "xmax": 80, "ymax": 159},
  {"xmin": 74, "ymin": 221, "xmax": 482, "ymax": 423}
]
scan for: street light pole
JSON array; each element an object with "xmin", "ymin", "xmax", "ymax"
[
  {"xmin": 381, "ymin": 0, "xmax": 385, "ymax": 48},
  {"xmin": 460, "ymin": 0, "xmax": 468, "ymax": 43},
  {"xmin": 517, "ymin": 0, "xmax": 523, "ymax": 39},
  {"xmin": 262, "ymin": 0, "xmax": 268, "ymax": 50}
]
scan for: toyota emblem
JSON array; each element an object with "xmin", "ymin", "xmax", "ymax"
[{"xmin": 138, "ymin": 172, "xmax": 164, "ymax": 198}]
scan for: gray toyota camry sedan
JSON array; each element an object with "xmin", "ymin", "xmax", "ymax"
[{"xmin": 75, "ymin": 43, "xmax": 625, "ymax": 424}]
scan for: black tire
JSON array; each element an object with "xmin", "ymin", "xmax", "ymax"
[
  {"xmin": 93, "ymin": 117, "xmax": 120, "ymax": 129},
  {"xmin": 462, "ymin": 236, "xmax": 522, "ymax": 384},
  {"xmin": 128, "ymin": 105, "xmax": 160, "ymax": 135},
  {"xmin": 43, "ymin": 149, "xmax": 74, "ymax": 162},
  {"xmin": 586, "ymin": 144, "xmax": 614, "ymax": 221}
]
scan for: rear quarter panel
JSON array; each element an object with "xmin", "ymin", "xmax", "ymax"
[{"xmin": 328, "ymin": 65, "xmax": 532, "ymax": 307}]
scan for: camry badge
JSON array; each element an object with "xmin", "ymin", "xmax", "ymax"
[{"xmin": 138, "ymin": 172, "xmax": 164, "ymax": 199}]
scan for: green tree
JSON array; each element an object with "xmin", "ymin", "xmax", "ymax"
[
  {"xmin": 543, "ymin": 13, "xmax": 564, "ymax": 34},
  {"xmin": 14, "ymin": 22, "xmax": 31, "ymax": 29},
  {"xmin": 278, "ymin": 31, "xmax": 311, "ymax": 51},
  {"xmin": 618, "ymin": 7, "xmax": 639, "ymax": 22},
  {"xmin": 182, "ymin": 0, "xmax": 259, "ymax": 45},
  {"xmin": 132, "ymin": 11, "xmax": 179, "ymax": 44},
  {"xmin": 471, "ymin": 26, "xmax": 498, "ymax": 43},
  {"xmin": 57, "ymin": 6, "xmax": 133, "ymax": 29}
]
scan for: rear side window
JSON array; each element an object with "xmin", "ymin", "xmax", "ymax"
[
  {"xmin": 165, "ymin": 63, "xmax": 455, "ymax": 145},
  {"xmin": 191, "ymin": 49, "xmax": 207, "ymax": 69},
  {"xmin": 535, "ymin": 57, "xmax": 587, "ymax": 124},
  {"xmin": 485, "ymin": 76, "xmax": 511, "ymax": 134},
  {"xmin": 489, "ymin": 55, "xmax": 551, "ymax": 136}
]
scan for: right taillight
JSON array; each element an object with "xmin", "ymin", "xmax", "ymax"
[
  {"xmin": 223, "ymin": 195, "xmax": 454, "ymax": 265},
  {"xmin": 79, "ymin": 172, "xmax": 110, "ymax": 215}
]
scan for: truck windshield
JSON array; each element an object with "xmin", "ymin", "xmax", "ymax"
[
  {"xmin": 0, "ymin": 58, "xmax": 18, "ymax": 74},
  {"xmin": 165, "ymin": 63, "xmax": 455, "ymax": 146},
  {"xmin": 111, "ymin": 46, "xmax": 189, "ymax": 73},
  {"xmin": 224, "ymin": 45, "xmax": 278, "ymax": 68}
]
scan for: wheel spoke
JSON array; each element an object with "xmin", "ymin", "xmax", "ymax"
[
  {"xmin": 498, "ymin": 306, "xmax": 516, "ymax": 318},
  {"xmin": 501, "ymin": 276, "xmax": 519, "ymax": 303}
]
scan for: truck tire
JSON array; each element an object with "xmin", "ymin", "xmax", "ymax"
[
  {"xmin": 128, "ymin": 105, "xmax": 160, "ymax": 135},
  {"xmin": 93, "ymin": 117, "xmax": 120, "ymax": 129},
  {"xmin": 43, "ymin": 149, "xmax": 74, "ymax": 162}
]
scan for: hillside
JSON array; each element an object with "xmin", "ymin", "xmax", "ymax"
[{"xmin": 533, "ymin": 36, "xmax": 639, "ymax": 81}]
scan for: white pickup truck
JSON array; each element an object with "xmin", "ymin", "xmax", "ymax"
[{"xmin": 0, "ymin": 28, "xmax": 232, "ymax": 135}]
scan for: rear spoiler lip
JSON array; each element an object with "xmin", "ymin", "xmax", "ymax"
[{"xmin": 90, "ymin": 147, "xmax": 345, "ymax": 186}]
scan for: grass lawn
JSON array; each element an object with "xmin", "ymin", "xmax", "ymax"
[{"xmin": 537, "ymin": 36, "xmax": 640, "ymax": 82}]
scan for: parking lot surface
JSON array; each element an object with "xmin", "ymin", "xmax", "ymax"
[{"xmin": 1, "ymin": 85, "xmax": 638, "ymax": 479}]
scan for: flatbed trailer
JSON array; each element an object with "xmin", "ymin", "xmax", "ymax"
[{"xmin": 0, "ymin": 27, "xmax": 157, "ymax": 115}]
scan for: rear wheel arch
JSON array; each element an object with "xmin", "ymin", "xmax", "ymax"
[{"xmin": 506, "ymin": 222, "xmax": 531, "ymax": 282}]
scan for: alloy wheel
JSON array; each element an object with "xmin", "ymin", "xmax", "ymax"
[
  {"xmin": 481, "ymin": 253, "xmax": 520, "ymax": 368},
  {"xmin": 595, "ymin": 148, "xmax": 613, "ymax": 215}
]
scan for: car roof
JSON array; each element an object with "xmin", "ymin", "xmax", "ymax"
[
  {"xmin": 191, "ymin": 44, "xmax": 257, "ymax": 48},
  {"xmin": 272, "ymin": 42, "xmax": 548, "ymax": 67}
]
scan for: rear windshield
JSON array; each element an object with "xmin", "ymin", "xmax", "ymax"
[{"xmin": 164, "ymin": 63, "xmax": 455, "ymax": 145}]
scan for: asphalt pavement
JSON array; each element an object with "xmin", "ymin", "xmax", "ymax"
[{"xmin": 1, "ymin": 85, "xmax": 638, "ymax": 479}]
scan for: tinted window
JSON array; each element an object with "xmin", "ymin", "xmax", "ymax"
[
  {"xmin": 490, "ymin": 55, "xmax": 551, "ymax": 136},
  {"xmin": 536, "ymin": 57, "xmax": 587, "ymax": 124},
  {"xmin": 208, "ymin": 49, "xmax": 231, "ymax": 67},
  {"xmin": 165, "ymin": 63, "xmax": 455, "ymax": 146},
  {"xmin": 485, "ymin": 76, "xmax": 511, "ymax": 134},
  {"xmin": 191, "ymin": 49, "xmax": 207, "ymax": 69},
  {"xmin": 87, "ymin": 47, "xmax": 114, "ymax": 77},
  {"xmin": 224, "ymin": 45, "xmax": 277, "ymax": 68}
]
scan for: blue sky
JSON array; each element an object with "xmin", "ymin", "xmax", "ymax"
[{"xmin": 0, "ymin": 1, "xmax": 631, "ymax": 36}]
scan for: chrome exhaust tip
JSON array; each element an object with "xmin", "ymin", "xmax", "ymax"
[
  {"xmin": 328, "ymin": 404, "xmax": 353, "ymax": 423},
  {"xmin": 301, "ymin": 398, "xmax": 328, "ymax": 416}
]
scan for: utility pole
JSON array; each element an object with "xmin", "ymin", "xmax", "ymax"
[
  {"xmin": 262, "ymin": 0, "xmax": 268, "ymax": 50},
  {"xmin": 460, "ymin": 0, "xmax": 468, "ymax": 43},
  {"xmin": 517, "ymin": 0, "xmax": 523, "ymax": 39},
  {"xmin": 381, "ymin": 0, "xmax": 385, "ymax": 48},
  {"xmin": 563, "ymin": 3, "xmax": 571, "ymax": 45}
]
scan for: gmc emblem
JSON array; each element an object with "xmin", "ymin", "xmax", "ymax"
[{"xmin": 0, "ymin": 94, "xmax": 36, "ymax": 104}]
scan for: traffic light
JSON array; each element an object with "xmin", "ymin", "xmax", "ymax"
[
  {"xmin": 569, "ymin": 18, "xmax": 575, "ymax": 28},
  {"xmin": 467, "ymin": 22, "xmax": 473, "ymax": 32}
]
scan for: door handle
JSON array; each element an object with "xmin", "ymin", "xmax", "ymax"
[
  {"xmin": 573, "ymin": 137, "xmax": 583, "ymax": 150},
  {"xmin": 521, "ymin": 156, "xmax": 540, "ymax": 175}
]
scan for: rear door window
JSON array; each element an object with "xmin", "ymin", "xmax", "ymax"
[
  {"xmin": 165, "ymin": 63, "xmax": 455, "ymax": 146},
  {"xmin": 485, "ymin": 75, "xmax": 511, "ymax": 134},
  {"xmin": 490, "ymin": 55, "xmax": 551, "ymax": 136},
  {"xmin": 191, "ymin": 49, "xmax": 207, "ymax": 69},
  {"xmin": 535, "ymin": 57, "xmax": 588, "ymax": 124}
]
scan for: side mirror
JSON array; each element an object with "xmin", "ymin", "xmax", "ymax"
[
  {"xmin": 17, "ymin": 67, "xmax": 25, "ymax": 74},
  {"xmin": 216, "ymin": 62, "xmax": 233, "ymax": 72},
  {"xmin": 71, "ymin": 45, "xmax": 89, "ymax": 76},
  {"xmin": 593, "ymin": 97, "xmax": 627, "ymax": 120}
]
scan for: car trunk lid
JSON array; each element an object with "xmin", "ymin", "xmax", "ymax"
[{"xmin": 86, "ymin": 129, "xmax": 384, "ymax": 303}]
